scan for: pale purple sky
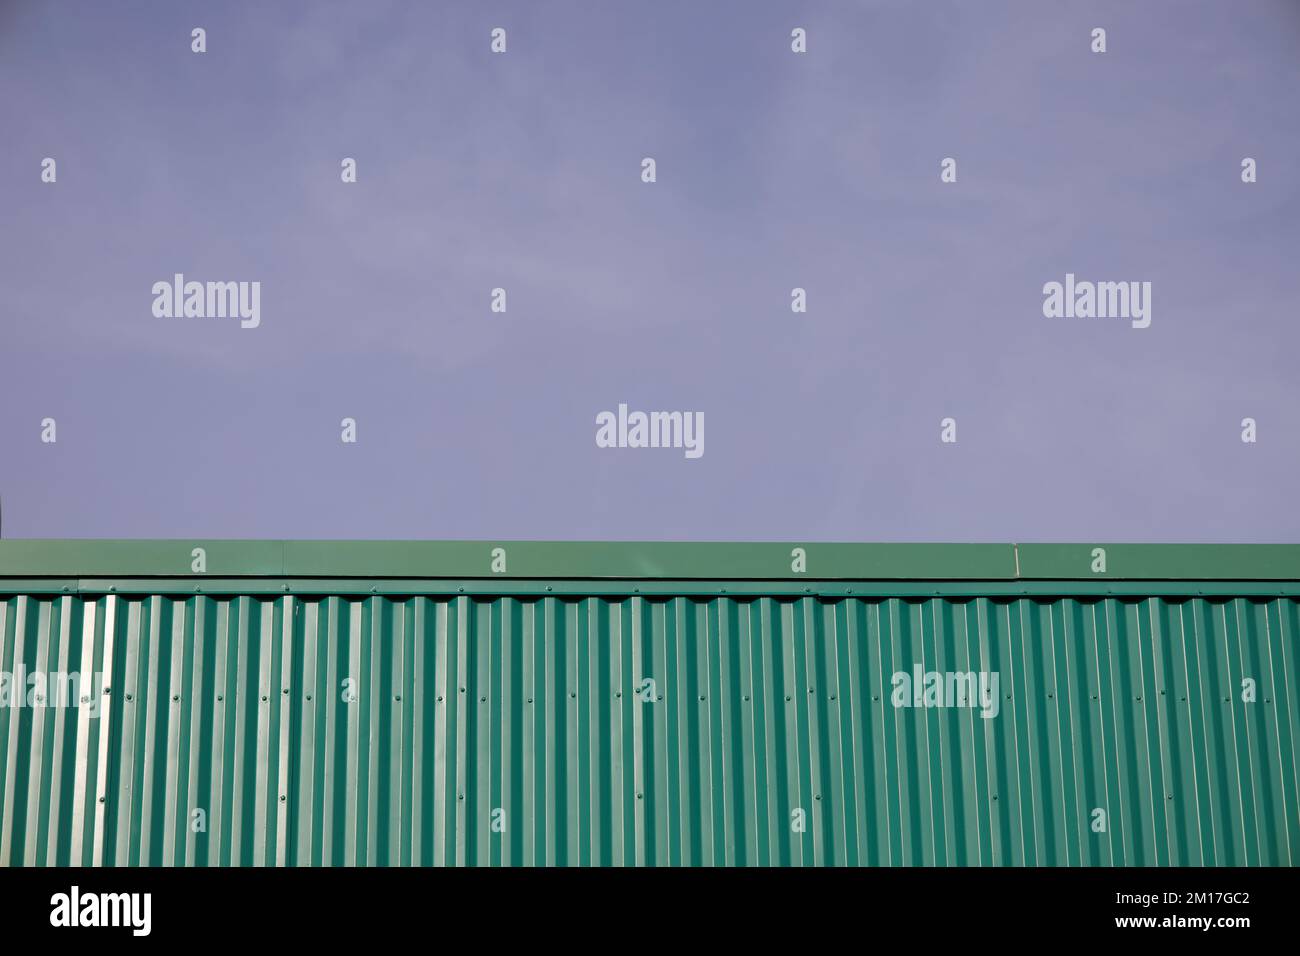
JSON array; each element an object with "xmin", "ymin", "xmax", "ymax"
[{"xmin": 2, "ymin": 1, "xmax": 1298, "ymax": 542}]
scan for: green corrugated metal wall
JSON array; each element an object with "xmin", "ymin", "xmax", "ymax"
[{"xmin": 2, "ymin": 590, "xmax": 1297, "ymax": 866}]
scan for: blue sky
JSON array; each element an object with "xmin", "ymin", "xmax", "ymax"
[{"xmin": 2, "ymin": 1, "xmax": 1299, "ymax": 541}]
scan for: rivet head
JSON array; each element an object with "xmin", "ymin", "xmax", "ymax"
[
  {"xmin": 786, "ymin": 695, "xmax": 792, "ymax": 702},
  {"xmin": 699, "ymin": 695, "xmax": 706, "ymax": 701},
  {"xmin": 261, "ymin": 695, "xmax": 268, "ymax": 702},
  {"xmin": 570, "ymin": 692, "xmax": 577, "ymax": 698},
  {"xmin": 125, "ymin": 694, "xmax": 133, "ymax": 702},
  {"xmin": 458, "ymin": 587, "xmax": 465, "ymax": 593},
  {"xmin": 217, "ymin": 695, "xmax": 224, "ymax": 702},
  {"xmin": 172, "ymin": 695, "xmax": 180, "ymax": 702},
  {"xmin": 370, "ymin": 586, "xmax": 377, "ymax": 594},
  {"xmin": 460, "ymin": 687, "xmax": 466, "ymax": 693},
  {"xmin": 743, "ymin": 695, "xmax": 750, "ymax": 702},
  {"xmin": 437, "ymin": 695, "xmax": 444, "ymax": 702},
  {"xmin": 98, "ymin": 796, "xmax": 105, "ymax": 803},
  {"xmin": 104, "ymin": 688, "xmax": 111, "ymax": 695},
  {"xmin": 283, "ymin": 585, "xmax": 291, "ymax": 592},
  {"xmin": 280, "ymin": 795, "xmax": 286, "ymax": 802},
  {"xmin": 636, "ymin": 792, "xmax": 643, "ymax": 800},
  {"xmin": 306, "ymin": 694, "xmax": 312, "ymax": 701},
  {"xmin": 480, "ymin": 696, "xmax": 486, "ymax": 703},
  {"xmin": 993, "ymin": 794, "xmax": 999, "ymax": 801},
  {"xmin": 282, "ymin": 688, "xmax": 289, "ymax": 695},
  {"xmin": 527, "ymin": 698, "xmax": 533, "ymax": 704},
  {"xmin": 458, "ymin": 793, "xmax": 464, "ymax": 801},
  {"xmin": 656, "ymin": 695, "xmax": 663, "ymax": 701},
  {"xmin": 615, "ymin": 691, "xmax": 622, "ymax": 697},
  {"xmin": 545, "ymin": 586, "xmax": 553, "ymax": 592},
  {"xmin": 396, "ymin": 695, "xmax": 402, "ymax": 702}
]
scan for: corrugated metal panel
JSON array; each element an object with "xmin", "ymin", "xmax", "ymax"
[{"xmin": 2, "ymin": 590, "xmax": 1296, "ymax": 866}]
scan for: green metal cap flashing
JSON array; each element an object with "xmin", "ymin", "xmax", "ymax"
[{"xmin": 0, "ymin": 539, "xmax": 1298, "ymax": 582}]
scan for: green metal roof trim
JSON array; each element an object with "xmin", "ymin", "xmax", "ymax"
[{"xmin": 2, "ymin": 540, "xmax": 1300, "ymax": 583}]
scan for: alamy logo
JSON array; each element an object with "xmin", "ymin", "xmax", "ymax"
[
  {"xmin": 0, "ymin": 667, "xmax": 104, "ymax": 717},
  {"xmin": 891, "ymin": 665, "xmax": 1001, "ymax": 719},
  {"xmin": 50, "ymin": 886, "xmax": 151, "ymax": 936},
  {"xmin": 595, "ymin": 404, "xmax": 704, "ymax": 459},
  {"xmin": 1042, "ymin": 273, "xmax": 1151, "ymax": 328},
  {"xmin": 152, "ymin": 273, "xmax": 261, "ymax": 328}
]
